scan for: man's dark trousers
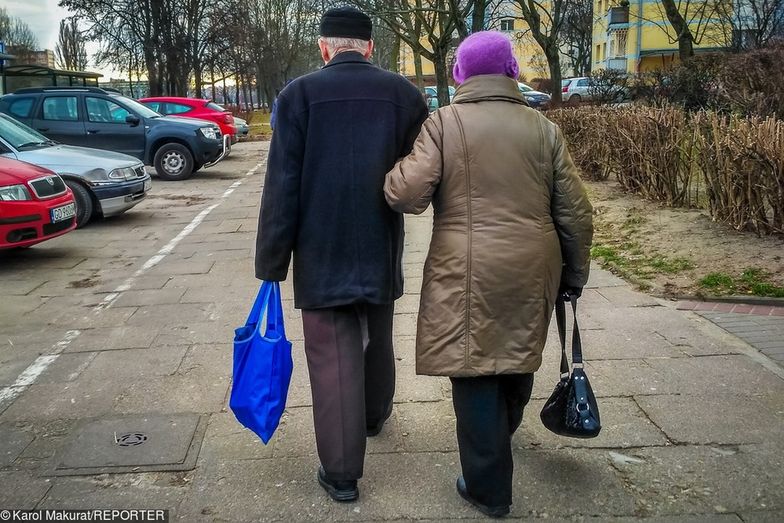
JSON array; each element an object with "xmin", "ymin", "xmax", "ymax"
[
  {"xmin": 451, "ymin": 374, "xmax": 535, "ymax": 508},
  {"xmin": 302, "ymin": 302, "xmax": 395, "ymax": 481}
]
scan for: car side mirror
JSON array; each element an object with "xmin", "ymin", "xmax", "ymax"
[{"xmin": 126, "ymin": 115, "xmax": 141, "ymax": 126}]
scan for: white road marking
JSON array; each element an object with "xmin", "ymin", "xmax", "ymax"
[
  {"xmin": 0, "ymin": 162, "xmax": 263, "ymax": 413},
  {"xmin": 0, "ymin": 330, "xmax": 80, "ymax": 409}
]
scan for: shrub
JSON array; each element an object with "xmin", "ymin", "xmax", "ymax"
[{"xmin": 549, "ymin": 105, "xmax": 784, "ymax": 235}]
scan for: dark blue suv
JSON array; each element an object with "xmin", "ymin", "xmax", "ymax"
[{"xmin": 0, "ymin": 87, "xmax": 228, "ymax": 180}]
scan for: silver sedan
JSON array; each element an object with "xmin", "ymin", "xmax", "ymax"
[{"xmin": 0, "ymin": 114, "xmax": 151, "ymax": 227}]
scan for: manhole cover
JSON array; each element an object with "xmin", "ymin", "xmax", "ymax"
[
  {"xmin": 54, "ymin": 414, "xmax": 206, "ymax": 476},
  {"xmin": 116, "ymin": 432, "xmax": 148, "ymax": 447}
]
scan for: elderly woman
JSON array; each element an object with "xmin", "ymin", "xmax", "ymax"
[{"xmin": 384, "ymin": 32, "xmax": 593, "ymax": 517}]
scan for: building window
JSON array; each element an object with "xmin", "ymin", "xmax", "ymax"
[
  {"xmin": 610, "ymin": 29, "xmax": 628, "ymax": 58},
  {"xmin": 596, "ymin": 44, "xmax": 602, "ymax": 62},
  {"xmin": 500, "ymin": 19, "xmax": 515, "ymax": 32}
]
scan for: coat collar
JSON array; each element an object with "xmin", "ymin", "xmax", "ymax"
[
  {"xmin": 452, "ymin": 75, "xmax": 527, "ymax": 106},
  {"xmin": 322, "ymin": 51, "xmax": 373, "ymax": 69}
]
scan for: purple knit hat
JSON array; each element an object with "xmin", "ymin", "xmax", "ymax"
[{"xmin": 452, "ymin": 31, "xmax": 519, "ymax": 84}]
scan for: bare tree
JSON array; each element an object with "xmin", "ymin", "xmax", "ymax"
[
  {"xmin": 0, "ymin": 7, "xmax": 39, "ymax": 62},
  {"xmin": 514, "ymin": 0, "xmax": 571, "ymax": 105},
  {"xmin": 653, "ymin": 1, "xmax": 726, "ymax": 60},
  {"xmin": 562, "ymin": 0, "xmax": 593, "ymax": 76},
  {"xmin": 55, "ymin": 18, "xmax": 89, "ymax": 71},
  {"xmin": 714, "ymin": 0, "xmax": 784, "ymax": 50}
]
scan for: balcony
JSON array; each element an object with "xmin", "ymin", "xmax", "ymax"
[
  {"xmin": 609, "ymin": 6, "xmax": 630, "ymax": 25},
  {"xmin": 607, "ymin": 58, "xmax": 628, "ymax": 71}
]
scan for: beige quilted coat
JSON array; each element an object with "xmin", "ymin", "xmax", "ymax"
[{"xmin": 384, "ymin": 74, "xmax": 593, "ymax": 377}]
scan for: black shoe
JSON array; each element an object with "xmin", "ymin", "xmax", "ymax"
[
  {"xmin": 317, "ymin": 466, "xmax": 358, "ymax": 502},
  {"xmin": 366, "ymin": 403, "xmax": 393, "ymax": 437},
  {"xmin": 456, "ymin": 476, "xmax": 510, "ymax": 518}
]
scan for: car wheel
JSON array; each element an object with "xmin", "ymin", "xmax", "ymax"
[
  {"xmin": 570, "ymin": 94, "xmax": 582, "ymax": 104},
  {"xmin": 64, "ymin": 180, "xmax": 94, "ymax": 228},
  {"xmin": 154, "ymin": 143, "xmax": 195, "ymax": 181}
]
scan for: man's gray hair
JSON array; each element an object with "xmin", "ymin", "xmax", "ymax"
[{"xmin": 320, "ymin": 36, "xmax": 371, "ymax": 56}]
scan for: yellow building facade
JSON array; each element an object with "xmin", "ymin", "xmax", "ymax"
[
  {"xmin": 398, "ymin": 3, "xmax": 565, "ymax": 83},
  {"xmin": 592, "ymin": 0, "xmax": 730, "ymax": 73}
]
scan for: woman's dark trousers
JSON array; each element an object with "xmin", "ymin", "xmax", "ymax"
[{"xmin": 450, "ymin": 373, "xmax": 535, "ymax": 508}]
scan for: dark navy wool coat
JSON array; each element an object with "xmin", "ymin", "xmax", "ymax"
[{"xmin": 255, "ymin": 52, "xmax": 428, "ymax": 309}]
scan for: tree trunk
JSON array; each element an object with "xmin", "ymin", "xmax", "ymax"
[
  {"xmin": 471, "ymin": 0, "xmax": 487, "ymax": 33},
  {"xmin": 389, "ymin": 35, "xmax": 401, "ymax": 73},
  {"xmin": 660, "ymin": 0, "xmax": 695, "ymax": 61},
  {"xmin": 546, "ymin": 47, "xmax": 563, "ymax": 106},
  {"xmin": 413, "ymin": 49, "xmax": 425, "ymax": 90},
  {"xmin": 433, "ymin": 46, "xmax": 450, "ymax": 107}
]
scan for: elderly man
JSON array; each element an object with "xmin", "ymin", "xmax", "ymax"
[{"xmin": 255, "ymin": 6, "xmax": 428, "ymax": 502}]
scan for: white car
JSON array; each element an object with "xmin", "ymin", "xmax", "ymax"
[{"xmin": 562, "ymin": 77, "xmax": 593, "ymax": 103}]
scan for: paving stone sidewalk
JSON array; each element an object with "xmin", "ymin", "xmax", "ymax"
[
  {"xmin": 677, "ymin": 301, "xmax": 784, "ymax": 367},
  {"xmin": 1, "ymin": 142, "xmax": 783, "ymax": 522}
]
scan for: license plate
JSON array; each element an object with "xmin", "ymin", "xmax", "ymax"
[
  {"xmin": 143, "ymin": 179, "xmax": 152, "ymax": 191},
  {"xmin": 50, "ymin": 202, "xmax": 76, "ymax": 223}
]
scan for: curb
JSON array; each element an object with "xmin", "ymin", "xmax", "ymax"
[{"xmin": 671, "ymin": 295, "xmax": 784, "ymax": 307}]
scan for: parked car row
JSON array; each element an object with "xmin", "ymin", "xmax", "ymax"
[
  {"xmin": 424, "ymin": 83, "xmax": 552, "ymax": 111},
  {"xmin": 0, "ymin": 86, "xmax": 241, "ymax": 249}
]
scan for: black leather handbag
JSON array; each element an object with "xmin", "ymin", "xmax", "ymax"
[{"xmin": 540, "ymin": 293, "xmax": 602, "ymax": 438}]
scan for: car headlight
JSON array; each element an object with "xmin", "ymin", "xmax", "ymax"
[
  {"xmin": 199, "ymin": 127, "xmax": 220, "ymax": 140},
  {"xmin": 0, "ymin": 184, "xmax": 33, "ymax": 201},
  {"xmin": 108, "ymin": 167, "xmax": 139, "ymax": 180}
]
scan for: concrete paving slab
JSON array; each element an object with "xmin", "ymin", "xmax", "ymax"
[
  {"xmin": 395, "ymin": 400, "xmax": 458, "ymax": 452},
  {"xmin": 634, "ymin": 394, "xmax": 784, "ymax": 445},
  {"xmin": 125, "ymin": 303, "xmax": 218, "ymax": 327},
  {"xmin": 112, "ymin": 288, "xmax": 188, "ymax": 308},
  {"xmin": 35, "ymin": 352, "xmax": 97, "ymax": 384},
  {"xmin": 596, "ymin": 287, "xmax": 663, "ymax": 307},
  {"xmin": 3, "ymin": 279, "xmax": 45, "ymax": 296},
  {"xmin": 610, "ymin": 444, "xmax": 783, "ymax": 516},
  {"xmin": 64, "ymin": 326, "xmax": 157, "ymax": 353},
  {"xmin": 0, "ymin": 426, "xmax": 34, "ymax": 466},
  {"xmin": 394, "ymin": 365, "xmax": 446, "ymax": 403},
  {"xmin": 55, "ymin": 414, "xmax": 206, "ymax": 475},
  {"xmin": 48, "ymin": 306, "xmax": 138, "ymax": 329},
  {"xmin": 0, "ymin": 380, "xmax": 122, "ymax": 422},
  {"xmin": 0, "ymin": 471, "xmax": 52, "ymax": 507},
  {"xmin": 16, "ymin": 419, "xmax": 78, "ymax": 462},
  {"xmin": 198, "ymin": 412, "xmax": 275, "ymax": 463},
  {"xmin": 518, "ymin": 397, "xmax": 670, "ymax": 449},
  {"xmin": 78, "ymin": 346, "xmax": 188, "ymax": 381},
  {"xmin": 738, "ymin": 511, "xmax": 784, "ymax": 522},
  {"xmin": 38, "ymin": 473, "xmax": 189, "ymax": 513}
]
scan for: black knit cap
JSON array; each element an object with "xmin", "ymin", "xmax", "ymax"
[{"xmin": 319, "ymin": 6, "xmax": 372, "ymax": 40}]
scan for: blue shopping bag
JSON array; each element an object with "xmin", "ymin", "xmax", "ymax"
[{"xmin": 230, "ymin": 281, "xmax": 293, "ymax": 444}]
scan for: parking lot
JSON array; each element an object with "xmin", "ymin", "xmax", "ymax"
[{"xmin": 2, "ymin": 141, "xmax": 784, "ymax": 521}]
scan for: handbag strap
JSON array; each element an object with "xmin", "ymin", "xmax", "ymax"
[
  {"xmin": 247, "ymin": 281, "xmax": 286, "ymax": 338},
  {"xmin": 555, "ymin": 293, "xmax": 583, "ymax": 377}
]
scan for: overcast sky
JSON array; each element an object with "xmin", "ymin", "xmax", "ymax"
[
  {"xmin": 3, "ymin": 0, "xmax": 118, "ymax": 77},
  {"xmin": 4, "ymin": 0, "xmax": 71, "ymax": 51}
]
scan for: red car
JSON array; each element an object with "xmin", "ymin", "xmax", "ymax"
[
  {"xmin": 0, "ymin": 157, "xmax": 77, "ymax": 249},
  {"xmin": 139, "ymin": 97, "xmax": 237, "ymax": 141}
]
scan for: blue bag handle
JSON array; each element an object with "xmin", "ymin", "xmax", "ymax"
[{"xmin": 247, "ymin": 281, "xmax": 286, "ymax": 340}]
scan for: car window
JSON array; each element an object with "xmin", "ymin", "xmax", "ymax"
[
  {"xmin": 42, "ymin": 97, "xmax": 79, "ymax": 121},
  {"xmin": 86, "ymin": 97, "xmax": 131, "ymax": 123},
  {"xmin": 206, "ymin": 102, "xmax": 226, "ymax": 112},
  {"xmin": 0, "ymin": 114, "xmax": 51, "ymax": 149},
  {"xmin": 143, "ymin": 101, "xmax": 163, "ymax": 113},
  {"xmin": 8, "ymin": 98, "xmax": 34, "ymax": 118},
  {"xmin": 518, "ymin": 84, "xmax": 533, "ymax": 93},
  {"xmin": 577, "ymin": 79, "xmax": 589, "ymax": 87},
  {"xmin": 166, "ymin": 103, "xmax": 192, "ymax": 115}
]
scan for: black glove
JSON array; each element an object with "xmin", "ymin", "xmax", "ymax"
[{"xmin": 559, "ymin": 285, "xmax": 582, "ymax": 301}]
